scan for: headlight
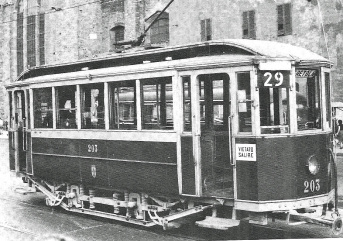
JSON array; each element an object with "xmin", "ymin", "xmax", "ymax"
[{"xmin": 307, "ymin": 155, "xmax": 320, "ymax": 175}]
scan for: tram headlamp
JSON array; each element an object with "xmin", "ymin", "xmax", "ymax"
[{"xmin": 307, "ymin": 155, "xmax": 320, "ymax": 175}]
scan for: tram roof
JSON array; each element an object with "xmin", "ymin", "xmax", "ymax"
[{"xmin": 15, "ymin": 39, "xmax": 330, "ymax": 82}]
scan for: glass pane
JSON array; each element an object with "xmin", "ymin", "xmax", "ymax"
[
  {"xmin": 199, "ymin": 74, "xmax": 229, "ymax": 132},
  {"xmin": 142, "ymin": 78, "xmax": 173, "ymax": 130},
  {"xmin": 183, "ymin": 77, "xmax": 192, "ymax": 132},
  {"xmin": 296, "ymin": 70, "xmax": 321, "ymax": 131},
  {"xmin": 81, "ymin": 83, "xmax": 105, "ymax": 129},
  {"xmin": 110, "ymin": 81, "xmax": 136, "ymax": 130},
  {"xmin": 237, "ymin": 72, "xmax": 252, "ymax": 132},
  {"xmin": 56, "ymin": 86, "xmax": 77, "ymax": 129},
  {"xmin": 33, "ymin": 88, "xmax": 53, "ymax": 128},
  {"xmin": 259, "ymin": 88, "xmax": 289, "ymax": 134},
  {"xmin": 325, "ymin": 73, "xmax": 331, "ymax": 128}
]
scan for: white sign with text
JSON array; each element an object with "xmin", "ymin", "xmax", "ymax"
[{"xmin": 236, "ymin": 144, "xmax": 256, "ymax": 161}]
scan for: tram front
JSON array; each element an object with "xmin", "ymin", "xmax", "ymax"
[{"xmin": 234, "ymin": 53, "xmax": 340, "ymax": 231}]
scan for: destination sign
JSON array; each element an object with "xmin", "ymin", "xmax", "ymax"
[
  {"xmin": 295, "ymin": 69, "xmax": 317, "ymax": 78},
  {"xmin": 257, "ymin": 71, "xmax": 290, "ymax": 88}
]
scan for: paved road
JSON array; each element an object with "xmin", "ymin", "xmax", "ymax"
[{"xmin": 1, "ymin": 135, "xmax": 343, "ymax": 240}]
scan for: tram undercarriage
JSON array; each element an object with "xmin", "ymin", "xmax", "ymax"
[{"xmin": 18, "ymin": 175, "xmax": 342, "ymax": 234}]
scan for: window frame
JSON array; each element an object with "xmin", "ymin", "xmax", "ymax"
[
  {"xmin": 150, "ymin": 15, "xmax": 169, "ymax": 44},
  {"xmin": 242, "ymin": 10, "xmax": 256, "ymax": 39},
  {"xmin": 201, "ymin": 18, "xmax": 212, "ymax": 41},
  {"xmin": 277, "ymin": 3, "xmax": 292, "ymax": 37}
]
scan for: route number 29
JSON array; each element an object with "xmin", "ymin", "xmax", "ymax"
[
  {"xmin": 258, "ymin": 70, "xmax": 290, "ymax": 88},
  {"xmin": 264, "ymin": 72, "xmax": 284, "ymax": 87},
  {"xmin": 304, "ymin": 179, "xmax": 320, "ymax": 193}
]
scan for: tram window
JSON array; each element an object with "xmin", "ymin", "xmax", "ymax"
[
  {"xmin": 81, "ymin": 83, "xmax": 105, "ymax": 129},
  {"xmin": 56, "ymin": 86, "xmax": 77, "ymax": 129},
  {"xmin": 141, "ymin": 77, "xmax": 173, "ymax": 130},
  {"xmin": 325, "ymin": 73, "xmax": 331, "ymax": 128},
  {"xmin": 259, "ymin": 88, "xmax": 289, "ymax": 134},
  {"xmin": 199, "ymin": 73, "xmax": 230, "ymax": 131},
  {"xmin": 110, "ymin": 81, "xmax": 136, "ymax": 130},
  {"xmin": 33, "ymin": 88, "xmax": 53, "ymax": 128},
  {"xmin": 296, "ymin": 70, "xmax": 321, "ymax": 131},
  {"xmin": 237, "ymin": 72, "xmax": 252, "ymax": 133},
  {"xmin": 183, "ymin": 77, "xmax": 192, "ymax": 132},
  {"xmin": 9, "ymin": 93, "xmax": 13, "ymax": 129}
]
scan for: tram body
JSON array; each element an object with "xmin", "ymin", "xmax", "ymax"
[{"xmin": 6, "ymin": 39, "xmax": 341, "ymax": 232}]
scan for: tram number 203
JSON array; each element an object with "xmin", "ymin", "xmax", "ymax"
[
  {"xmin": 87, "ymin": 144, "xmax": 98, "ymax": 153},
  {"xmin": 304, "ymin": 179, "xmax": 320, "ymax": 193}
]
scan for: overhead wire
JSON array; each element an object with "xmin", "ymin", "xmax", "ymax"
[{"xmin": 317, "ymin": 0, "xmax": 331, "ymax": 61}]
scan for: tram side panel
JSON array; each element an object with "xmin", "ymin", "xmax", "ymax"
[
  {"xmin": 236, "ymin": 134, "xmax": 330, "ymax": 203},
  {"xmin": 31, "ymin": 137, "xmax": 179, "ymax": 195}
]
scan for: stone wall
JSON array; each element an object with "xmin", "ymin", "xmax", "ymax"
[
  {"xmin": 169, "ymin": 0, "xmax": 343, "ymax": 102},
  {"xmin": 1, "ymin": 0, "xmax": 343, "ymax": 120}
]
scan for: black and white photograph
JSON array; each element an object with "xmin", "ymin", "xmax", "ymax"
[{"xmin": 1, "ymin": 0, "xmax": 343, "ymax": 240}]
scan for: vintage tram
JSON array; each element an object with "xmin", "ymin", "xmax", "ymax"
[{"xmin": 6, "ymin": 39, "xmax": 342, "ymax": 233}]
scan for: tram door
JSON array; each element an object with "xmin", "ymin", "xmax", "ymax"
[
  {"xmin": 9, "ymin": 90, "xmax": 30, "ymax": 174},
  {"xmin": 181, "ymin": 73, "xmax": 233, "ymax": 197}
]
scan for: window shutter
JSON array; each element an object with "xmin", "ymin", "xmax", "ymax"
[
  {"xmin": 206, "ymin": 18, "xmax": 212, "ymax": 40},
  {"xmin": 249, "ymin": 11, "xmax": 256, "ymax": 39},
  {"xmin": 201, "ymin": 19, "xmax": 206, "ymax": 41},
  {"xmin": 39, "ymin": 13, "xmax": 45, "ymax": 65},
  {"xmin": 284, "ymin": 3, "xmax": 292, "ymax": 35},
  {"xmin": 242, "ymin": 11, "xmax": 248, "ymax": 38},
  {"xmin": 27, "ymin": 15, "xmax": 36, "ymax": 68},
  {"xmin": 17, "ymin": 12, "xmax": 24, "ymax": 75},
  {"xmin": 277, "ymin": 5, "xmax": 284, "ymax": 36}
]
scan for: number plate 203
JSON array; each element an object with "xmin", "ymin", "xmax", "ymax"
[{"xmin": 304, "ymin": 179, "xmax": 320, "ymax": 193}]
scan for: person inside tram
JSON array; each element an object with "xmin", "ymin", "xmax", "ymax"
[{"xmin": 336, "ymin": 119, "xmax": 343, "ymax": 149}]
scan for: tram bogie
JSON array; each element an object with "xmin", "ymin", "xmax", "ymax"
[{"xmin": 6, "ymin": 39, "xmax": 342, "ymax": 234}]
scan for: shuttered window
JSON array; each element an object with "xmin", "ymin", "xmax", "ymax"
[
  {"xmin": 27, "ymin": 15, "xmax": 36, "ymax": 68},
  {"xmin": 277, "ymin": 3, "xmax": 292, "ymax": 36},
  {"xmin": 17, "ymin": 12, "xmax": 24, "ymax": 75},
  {"xmin": 39, "ymin": 13, "xmax": 45, "ymax": 65},
  {"xmin": 150, "ymin": 17, "xmax": 169, "ymax": 44},
  {"xmin": 201, "ymin": 18, "xmax": 212, "ymax": 41},
  {"xmin": 242, "ymin": 10, "xmax": 256, "ymax": 39}
]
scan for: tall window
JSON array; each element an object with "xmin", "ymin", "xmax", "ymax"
[
  {"xmin": 56, "ymin": 86, "xmax": 77, "ymax": 129},
  {"xmin": 150, "ymin": 13, "xmax": 169, "ymax": 44},
  {"xmin": 27, "ymin": 15, "xmax": 36, "ymax": 68},
  {"xmin": 33, "ymin": 88, "xmax": 53, "ymax": 128},
  {"xmin": 277, "ymin": 3, "xmax": 292, "ymax": 36},
  {"xmin": 110, "ymin": 81, "xmax": 136, "ymax": 130},
  {"xmin": 242, "ymin": 10, "xmax": 256, "ymax": 39},
  {"xmin": 39, "ymin": 13, "xmax": 45, "ymax": 65},
  {"xmin": 237, "ymin": 72, "xmax": 252, "ymax": 133},
  {"xmin": 325, "ymin": 73, "xmax": 331, "ymax": 128},
  {"xmin": 201, "ymin": 18, "xmax": 212, "ymax": 41},
  {"xmin": 17, "ymin": 0, "xmax": 24, "ymax": 75},
  {"xmin": 142, "ymin": 77, "xmax": 173, "ymax": 130},
  {"xmin": 296, "ymin": 69, "xmax": 321, "ymax": 131},
  {"xmin": 81, "ymin": 84, "xmax": 105, "ymax": 129},
  {"xmin": 183, "ymin": 77, "xmax": 192, "ymax": 132}
]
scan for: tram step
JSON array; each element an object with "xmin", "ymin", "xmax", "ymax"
[
  {"xmin": 14, "ymin": 186, "xmax": 36, "ymax": 195},
  {"xmin": 196, "ymin": 216, "xmax": 240, "ymax": 230}
]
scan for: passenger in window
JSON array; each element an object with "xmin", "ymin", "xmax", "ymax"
[{"xmin": 337, "ymin": 119, "xmax": 343, "ymax": 149}]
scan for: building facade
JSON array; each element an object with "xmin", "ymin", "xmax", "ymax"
[{"xmin": 1, "ymin": 0, "xmax": 343, "ymax": 120}]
